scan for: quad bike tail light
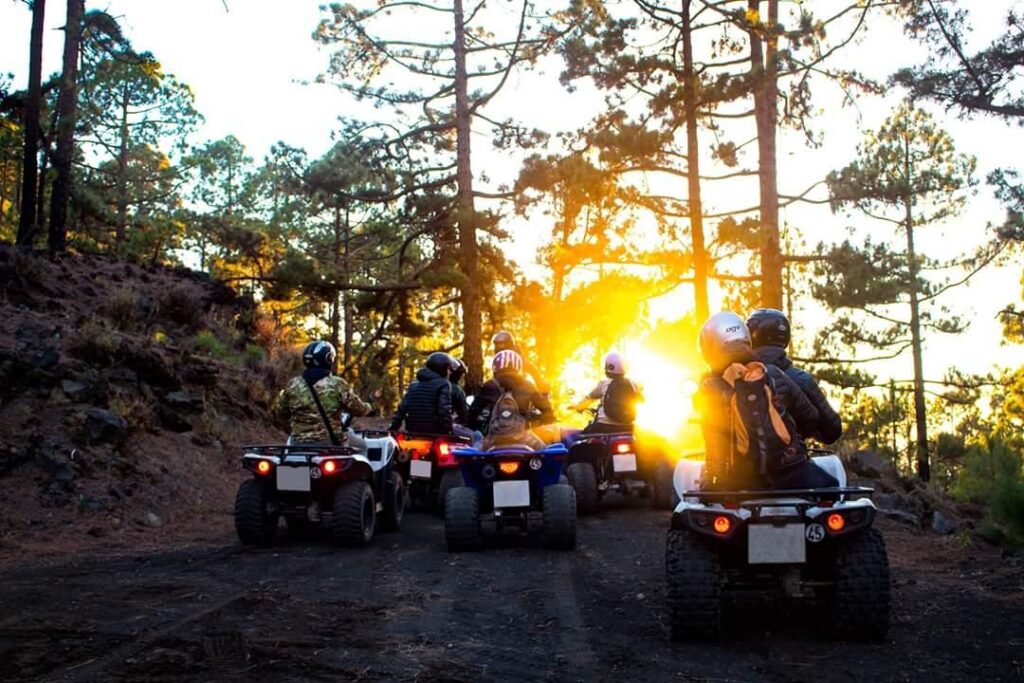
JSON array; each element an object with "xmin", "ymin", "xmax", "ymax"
[
  {"xmin": 713, "ymin": 516, "xmax": 732, "ymax": 534},
  {"xmin": 612, "ymin": 441, "xmax": 632, "ymax": 454},
  {"xmin": 498, "ymin": 460, "xmax": 521, "ymax": 475},
  {"xmin": 256, "ymin": 460, "xmax": 273, "ymax": 475},
  {"xmin": 827, "ymin": 513, "xmax": 846, "ymax": 532},
  {"xmin": 322, "ymin": 459, "xmax": 338, "ymax": 475},
  {"xmin": 436, "ymin": 440, "xmax": 457, "ymax": 468}
]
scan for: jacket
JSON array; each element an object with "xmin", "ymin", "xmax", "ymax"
[
  {"xmin": 695, "ymin": 361, "xmax": 819, "ymax": 488},
  {"xmin": 273, "ymin": 372, "xmax": 372, "ymax": 444},
  {"xmin": 754, "ymin": 346, "xmax": 843, "ymax": 444},
  {"xmin": 468, "ymin": 373, "xmax": 555, "ymax": 434},
  {"xmin": 452, "ymin": 383, "xmax": 469, "ymax": 425},
  {"xmin": 389, "ymin": 367, "xmax": 454, "ymax": 435},
  {"xmin": 582, "ymin": 377, "xmax": 643, "ymax": 425}
]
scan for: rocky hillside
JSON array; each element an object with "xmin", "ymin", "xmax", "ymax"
[{"xmin": 0, "ymin": 245, "xmax": 287, "ymax": 560}]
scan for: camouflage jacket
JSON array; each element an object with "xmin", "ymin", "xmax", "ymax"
[{"xmin": 273, "ymin": 374, "xmax": 372, "ymax": 443}]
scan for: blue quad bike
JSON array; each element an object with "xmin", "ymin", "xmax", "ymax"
[
  {"xmin": 444, "ymin": 442, "xmax": 577, "ymax": 551},
  {"xmin": 234, "ymin": 425, "xmax": 403, "ymax": 548},
  {"xmin": 666, "ymin": 454, "xmax": 891, "ymax": 641}
]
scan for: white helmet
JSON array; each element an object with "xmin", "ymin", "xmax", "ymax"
[
  {"xmin": 603, "ymin": 350, "xmax": 627, "ymax": 377},
  {"xmin": 698, "ymin": 312, "xmax": 752, "ymax": 371}
]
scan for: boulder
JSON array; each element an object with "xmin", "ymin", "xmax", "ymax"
[
  {"xmin": 156, "ymin": 404, "xmax": 193, "ymax": 432},
  {"xmin": 847, "ymin": 450, "xmax": 897, "ymax": 479},
  {"xmin": 931, "ymin": 510, "xmax": 958, "ymax": 535},
  {"xmin": 85, "ymin": 408, "xmax": 128, "ymax": 444},
  {"xmin": 163, "ymin": 390, "xmax": 203, "ymax": 412}
]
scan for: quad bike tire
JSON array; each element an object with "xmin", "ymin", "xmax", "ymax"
[
  {"xmin": 666, "ymin": 529, "xmax": 723, "ymax": 640},
  {"xmin": 567, "ymin": 462, "xmax": 598, "ymax": 515},
  {"xmin": 332, "ymin": 480, "xmax": 376, "ymax": 547},
  {"xmin": 437, "ymin": 469, "xmax": 464, "ymax": 514},
  {"xmin": 831, "ymin": 528, "xmax": 891, "ymax": 641},
  {"xmin": 444, "ymin": 487, "xmax": 482, "ymax": 551},
  {"xmin": 379, "ymin": 471, "xmax": 406, "ymax": 532},
  {"xmin": 541, "ymin": 484, "xmax": 577, "ymax": 550},
  {"xmin": 650, "ymin": 462, "xmax": 676, "ymax": 510},
  {"xmin": 234, "ymin": 479, "xmax": 278, "ymax": 547}
]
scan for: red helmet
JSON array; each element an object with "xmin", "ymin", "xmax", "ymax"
[{"xmin": 492, "ymin": 349, "xmax": 523, "ymax": 375}]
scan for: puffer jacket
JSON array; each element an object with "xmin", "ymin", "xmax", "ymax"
[
  {"xmin": 695, "ymin": 360, "xmax": 819, "ymax": 488},
  {"xmin": 754, "ymin": 345, "xmax": 843, "ymax": 444},
  {"xmin": 468, "ymin": 373, "xmax": 554, "ymax": 434},
  {"xmin": 451, "ymin": 383, "xmax": 469, "ymax": 425},
  {"xmin": 389, "ymin": 367, "xmax": 453, "ymax": 435}
]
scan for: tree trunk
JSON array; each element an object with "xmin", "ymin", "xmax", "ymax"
[
  {"xmin": 343, "ymin": 203, "xmax": 353, "ymax": 369},
  {"xmin": 48, "ymin": 0, "xmax": 85, "ymax": 257},
  {"xmin": 16, "ymin": 0, "xmax": 46, "ymax": 247},
  {"xmin": 115, "ymin": 84, "xmax": 130, "ymax": 249},
  {"xmin": 903, "ymin": 136, "xmax": 929, "ymax": 481},
  {"xmin": 748, "ymin": 0, "xmax": 783, "ymax": 309},
  {"xmin": 453, "ymin": 0, "xmax": 482, "ymax": 390},
  {"xmin": 682, "ymin": 0, "xmax": 709, "ymax": 321}
]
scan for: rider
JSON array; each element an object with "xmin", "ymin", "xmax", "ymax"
[
  {"xmin": 746, "ymin": 308, "xmax": 843, "ymax": 444},
  {"xmin": 468, "ymin": 349, "xmax": 555, "ymax": 448},
  {"xmin": 571, "ymin": 351, "xmax": 643, "ymax": 434},
  {"xmin": 389, "ymin": 352, "xmax": 454, "ymax": 435},
  {"xmin": 492, "ymin": 330, "xmax": 549, "ymax": 394},
  {"xmin": 273, "ymin": 340, "xmax": 373, "ymax": 447},
  {"xmin": 449, "ymin": 357, "xmax": 470, "ymax": 426},
  {"xmin": 695, "ymin": 312, "xmax": 836, "ymax": 491}
]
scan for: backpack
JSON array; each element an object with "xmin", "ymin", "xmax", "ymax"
[
  {"xmin": 602, "ymin": 377, "xmax": 638, "ymax": 424},
  {"xmin": 722, "ymin": 362, "xmax": 806, "ymax": 474},
  {"xmin": 487, "ymin": 390, "xmax": 528, "ymax": 439}
]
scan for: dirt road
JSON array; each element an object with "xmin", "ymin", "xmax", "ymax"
[{"xmin": 2, "ymin": 498, "xmax": 1022, "ymax": 682}]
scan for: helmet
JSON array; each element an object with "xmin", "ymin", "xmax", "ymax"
[
  {"xmin": 491, "ymin": 330, "xmax": 516, "ymax": 353},
  {"xmin": 426, "ymin": 352, "xmax": 452, "ymax": 376},
  {"xmin": 302, "ymin": 340, "xmax": 337, "ymax": 370},
  {"xmin": 492, "ymin": 349, "xmax": 523, "ymax": 375},
  {"xmin": 698, "ymin": 312, "xmax": 752, "ymax": 370},
  {"xmin": 747, "ymin": 308, "xmax": 791, "ymax": 348},
  {"xmin": 603, "ymin": 351, "xmax": 627, "ymax": 377},
  {"xmin": 449, "ymin": 357, "xmax": 467, "ymax": 384}
]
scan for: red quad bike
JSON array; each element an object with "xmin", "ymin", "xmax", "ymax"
[
  {"xmin": 566, "ymin": 430, "xmax": 675, "ymax": 514},
  {"xmin": 394, "ymin": 432, "xmax": 472, "ymax": 512}
]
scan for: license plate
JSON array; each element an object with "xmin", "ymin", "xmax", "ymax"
[
  {"xmin": 493, "ymin": 480, "xmax": 530, "ymax": 508},
  {"xmin": 748, "ymin": 524, "xmax": 806, "ymax": 564},
  {"xmin": 410, "ymin": 460, "xmax": 432, "ymax": 479},
  {"xmin": 612, "ymin": 454, "xmax": 637, "ymax": 472},
  {"xmin": 277, "ymin": 466, "xmax": 311, "ymax": 492}
]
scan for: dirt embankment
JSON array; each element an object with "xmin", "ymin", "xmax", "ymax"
[{"xmin": 0, "ymin": 245, "xmax": 285, "ymax": 560}]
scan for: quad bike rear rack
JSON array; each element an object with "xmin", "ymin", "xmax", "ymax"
[
  {"xmin": 242, "ymin": 444, "xmax": 361, "ymax": 462},
  {"xmin": 683, "ymin": 486, "xmax": 875, "ymax": 504}
]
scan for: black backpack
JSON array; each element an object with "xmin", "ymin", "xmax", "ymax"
[
  {"xmin": 723, "ymin": 362, "xmax": 806, "ymax": 474},
  {"xmin": 602, "ymin": 377, "xmax": 638, "ymax": 424}
]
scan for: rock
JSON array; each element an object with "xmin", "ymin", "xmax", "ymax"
[
  {"xmin": 61, "ymin": 379, "xmax": 89, "ymax": 400},
  {"xmin": 932, "ymin": 510, "xmax": 958, "ymax": 535},
  {"xmin": 106, "ymin": 367, "xmax": 139, "ymax": 386},
  {"xmin": 847, "ymin": 450, "xmax": 896, "ymax": 479},
  {"xmin": 878, "ymin": 508, "xmax": 922, "ymax": 526},
  {"xmin": 164, "ymin": 390, "xmax": 203, "ymax": 412},
  {"xmin": 145, "ymin": 512, "xmax": 163, "ymax": 528},
  {"xmin": 85, "ymin": 408, "xmax": 128, "ymax": 444},
  {"xmin": 29, "ymin": 347, "xmax": 60, "ymax": 370},
  {"xmin": 156, "ymin": 404, "xmax": 193, "ymax": 432}
]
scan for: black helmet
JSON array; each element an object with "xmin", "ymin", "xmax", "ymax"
[
  {"xmin": 449, "ymin": 357, "xmax": 467, "ymax": 384},
  {"xmin": 426, "ymin": 352, "xmax": 452, "ymax": 376},
  {"xmin": 746, "ymin": 308, "xmax": 791, "ymax": 349},
  {"xmin": 491, "ymin": 330, "xmax": 516, "ymax": 352},
  {"xmin": 303, "ymin": 340, "xmax": 337, "ymax": 369}
]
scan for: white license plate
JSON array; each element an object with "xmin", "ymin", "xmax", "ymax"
[
  {"xmin": 277, "ymin": 466, "xmax": 311, "ymax": 492},
  {"xmin": 493, "ymin": 480, "xmax": 530, "ymax": 508},
  {"xmin": 410, "ymin": 460, "xmax": 432, "ymax": 479},
  {"xmin": 748, "ymin": 524, "xmax": 806, "ymax": 564},
  {"xmin": 612, "ymin": 454, "xmax": 637, "ymax": 473}
]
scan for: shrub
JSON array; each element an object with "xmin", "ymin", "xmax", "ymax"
[
  {"xmin": 193, "ymin": 330, "xmax": 232, "ymax": 361},
  {"xmin": 102, "ymin": 287, "xmax": 142, "ymax": 331},
  {"xmin": 952, "ymin": 437, "xmax": 1024, "ymax": 543},
  {"xmin": 67, "ymin": 322, "xmax": 117, "ymax": 365},
  {"xmin": 159, "ymin": 284, "xmax": 204, "ymax": 329}
]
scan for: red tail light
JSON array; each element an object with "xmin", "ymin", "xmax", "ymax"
[
  {"xmin": 498, "ymin": 460, "xmax": 521, "ymax": 475},
  {"xmin": 612, "ymin": 441, "xmax": 632, "ymax": 454},
  {"xmin": 436, "ymin": 440, "xmax": 456, "ymax": 467},
  {"xmin": 322, "ymin": 460, "xmax": 338, "ymax": 475},
  {"xmin": 256, "ymin": 460, "xmax": 272, "ymax": 475},
  {"xmin": 827, "ymin": 513, "xmax": 846, "ymax": 532},
  {"xmin": 713, "ymin": 516, "xmax": 732, "ymax": 534}
]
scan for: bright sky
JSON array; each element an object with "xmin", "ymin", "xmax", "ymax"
[{"xmin": 3, "ymin": 0, "xmax": 1024, "ymax": 387}]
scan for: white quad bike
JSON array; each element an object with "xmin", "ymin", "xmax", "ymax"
[
  {"xmin": 234, "ymin": 418, "xmax": 403, "ymax": 548},
  {"xmin": 666, "ymin": 454, "xmax": 891, "ymax": 641}
]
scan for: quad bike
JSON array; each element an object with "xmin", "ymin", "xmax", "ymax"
[
  {"xmin": 234, "ymin": 423, "xmax": 403, "ymax": 548},
  {"xmin": 666, "ymin": 454, "xmax": 890, "ymax": 641},
  {"xmin": 444, "ymin": 441, "xmax": 576, "ymax": 551},
  {"xmin": 393, "ymin": 432, "xmax": 472, "ymax": 512},
  {"xmin": 565, "ymin": 418, "xmax": 675, "ymax": 514}
]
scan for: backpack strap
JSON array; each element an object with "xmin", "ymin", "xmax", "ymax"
[
  {"xmin": 303, "ymin": 376, "xmax": 340, "ymax": 445},
  {"xmin": 722, "ymin": 362, "xmax": 792, "ymax": 456}
]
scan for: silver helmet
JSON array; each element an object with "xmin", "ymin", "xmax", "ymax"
[{"xmin": 698, "ymin": 312, "xmax": 752, "ymax": 370}]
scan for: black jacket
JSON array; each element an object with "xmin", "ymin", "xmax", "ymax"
[
  {"xmin": 451, "ymin": 384, "xmax": 469, "ymax": 425},
  {"xmin": 389, "ymin": 367, "xmax": 453, "ymax": 435},
  {"xmin": 695, "ymin": 360, "xmax": 819, "ymax": 487},
  {"xmin": 468, "ymin": 373, "xmax": 554, "ymax": 433},
  {"xmin": 754, "ymin": 346, "xmax": 843, "ymax": 444}
]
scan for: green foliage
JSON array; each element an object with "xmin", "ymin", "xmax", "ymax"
[
  {"xmin": 193, "ymin": 330, "xmax": 231, "ymax": 361},
  {"xmin": 951, "ymin": 437, "xmax": 1024, "ymax": 543}
]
